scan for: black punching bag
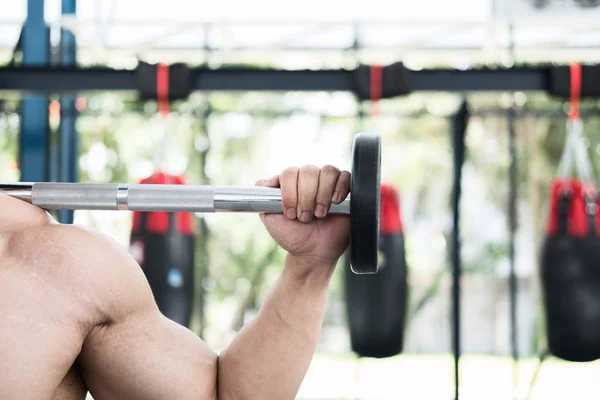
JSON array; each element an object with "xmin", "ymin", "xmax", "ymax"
[
  {"xmin": 344, "ymin": 184, "xmax": 409, "ymax": 358},
  {"xmin": 130, "ymin": 171, "xmax": 195, "ymax": 327},
  {"xmin": 541, "ymin": 179, "xmax": 600, "ymax": 362}
]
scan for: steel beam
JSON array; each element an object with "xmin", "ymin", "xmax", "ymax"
[{"xmin": 0, "ymin": 67, "xmax": 551, "ymax": 94}]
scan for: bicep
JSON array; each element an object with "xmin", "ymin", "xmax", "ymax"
[{"xmin": 80, "ymin": 311, "xmax": 217, "ymax": 400}]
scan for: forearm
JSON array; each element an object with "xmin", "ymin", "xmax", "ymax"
[{"xmin": 217, "ymin": 254, "xmax": 335, "ymax": 400}]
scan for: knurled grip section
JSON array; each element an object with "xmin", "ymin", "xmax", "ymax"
[
  {"xmin": 126, "ymin": 184, "xmax": 215, "ymax": 212},
  {"xmin": 32, "ymin": 183, "xmax": 120, "ymax": 210}
]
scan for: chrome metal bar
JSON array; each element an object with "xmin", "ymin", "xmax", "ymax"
[
  {"xmin": 213, "ymin": 186, "xmax": 350, "ymax": 214},
  {"xmin": 0, "ymin": 183, "xmax": 34, "ymax": 203},
  {"xmin": 34, "ymin": 183, "xmax": 122, "ymax": 210},
  {"xmin": 0, "ymin": 182, "xmax": 351, "ymax": 214}
]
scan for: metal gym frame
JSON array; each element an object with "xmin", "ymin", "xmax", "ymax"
[
  {"xmin": 3, "ymin": 3, "xmax": 600, "ymax": 400},
  {"xmin": 0, "ymin": 66, "xmax": 549, "ymax": 93}
]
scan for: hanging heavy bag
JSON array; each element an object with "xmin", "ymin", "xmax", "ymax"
[
  {"xmin": 540, "ymin": 118, "xmax": 600, "ymax": 362},
  {"xmin": 344, "ymin": 184, "xmax": 409, "ymax": 358},
  {"xmin": 130, "ymin": 171, "xmax": 195, "ymax": 328}
]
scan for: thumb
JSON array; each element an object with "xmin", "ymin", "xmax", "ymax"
[{"xmin": 255, "ymin": 175, "xmax": 280, "ymax": 188}]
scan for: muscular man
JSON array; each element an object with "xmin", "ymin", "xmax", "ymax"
[{"xmin": 0, "ymin": 165, "xmax": 351, "ymax": 400}]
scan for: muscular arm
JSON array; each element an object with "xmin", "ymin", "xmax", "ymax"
[
  {"xmin": 215, "ymin": 165, "xmax": 351, "ymax": 399},
  {"xmin": 10, "ymin": 163, "xmax": 348, "ymax": 400},
  {"xmin": 38, "ymin": 224, "xmax": 219, "ymax": 400},
  {"xmin": 47, "ymin": 223, "xmax": 334, "ymax": 400},
  {"xmin": 218, "ymin": 255, "xmax": 335, "ymax": 400}
]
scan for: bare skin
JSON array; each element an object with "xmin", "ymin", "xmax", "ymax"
[{"xmin": 0, "ymin": 165, "xmax": 350, "ymax": 400}]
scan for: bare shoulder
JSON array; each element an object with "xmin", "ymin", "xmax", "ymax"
[
  {"xmin": 0, "ymin": 194, "xmax": 157, "ymax": 326},
  {"xmin": 0, "ymin": 194, "xmax": 61, "ymax": 276},
  {"xmin": 0, "ymin": 193, "xmax": 54, "ymax": 232},
  {"xmin": 1, "ymin": 196, "xmax": 218, "ymax": 399},
  {"xmin": 40, "ymin": 222, "xmax": 159, "ymax": 325}
]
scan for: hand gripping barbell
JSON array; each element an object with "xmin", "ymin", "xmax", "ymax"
[{"xmin": 0, "ymin": 133, "xmax": 381, "ymax": 274}]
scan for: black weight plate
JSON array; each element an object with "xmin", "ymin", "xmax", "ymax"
[{"xmin": 350, "ymin": 133, "xmax": 381, "ymax": 274}]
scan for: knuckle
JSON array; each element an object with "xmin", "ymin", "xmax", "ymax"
[
  {"xmin": 299, "ymin": 184, "xmax": 316, "ymax": 198},
  {"xmin": 339, "ymin": 170, "xmax": 351, "ymax": 181},
  {"xmin": 299, "ymin": 197, "xmax": 314, "ymax": 206},
  {"xmin": 321, "ymin": 164, "xmax": 339, "ymax": 175},
  {"xmin": 318, "ymin": 192, "xmax": 332, "ymax": 204},
  {"xmin": 280, "ymin": 171, "xmax": 298, "ymax": 188},
  {"xmin": 282, "ymin": 185, "xmax": 295, "ymax": 195},
  {"xmin": 300, "ymin": 164, "xmax": 320, "ymax": 176},
  {"xmin": 281, "ymin": 183, "xmax": 297, "ymax": 197},
  {"xmin": 299, "ymin": 190, "xmax": 317, "ymax": 204},
  {"xmin": 281, "ymin": 166, "xmax": 299, "ymax": 178},
  {"xmin": 281, "ymin": 192, "xmax": 298, "ymax": 208}
]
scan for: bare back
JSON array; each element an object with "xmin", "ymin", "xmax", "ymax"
[{"xmin": 0, "ymin": 194, "xmax": 217, "ymax": 400}]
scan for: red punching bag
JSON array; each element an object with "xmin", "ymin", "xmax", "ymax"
[
  {"xmin": 540, "ymin": 64, "xmax": 600, "ymax": 362},
  {"xmin": 344, "ymin": 184, "xmax": 409, "ymax": 358},
  {"xmin": 541, "ymin": 179, "xmax": 600, "ymax": 362},
  {"xmin": 130, "ymin": 171, "xmax": 195, "ymax": 327}
]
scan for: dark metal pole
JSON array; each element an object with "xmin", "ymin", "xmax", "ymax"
[
  {"xmin": 352, "ymin": 22, "xmax": 366, "ymax": 133},
  {"xmin": 506, "ymin": 23, "xmax": 520, "ymax": 394},
  {"xmin": 58, "ymin": 0, "xmax": 78, "ymax": 224},
  {"xmin": 196, "ymin": 103, "xmax": 213, "ymax": 337},
  {"xmin": 508, "ymin": 105, "xmax": 519, "ymax": 389},
  {"xmin": 19, "ymin": 0, "xmax": 49, "ymax": 183},
  {"xmin": 451, "ymin": 100, "xmax": 469, "ymax": 400}
]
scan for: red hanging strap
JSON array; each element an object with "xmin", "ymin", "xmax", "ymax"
[
  {"xmin": 380, "ymin": 184, "xmax": 403, "ymax": 234},
  {"xmin": 157, "ymin": 63, "xmax": 170, "ymax": 116},
  {"xmin": 569, "ymin": 62, "xmax": 581, "ymax": 121},
  {"xmin": 370, "ymin": 64, "xmax": 383, "ymax": 116}
]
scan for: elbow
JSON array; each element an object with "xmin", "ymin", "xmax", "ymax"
[{"xmin": 215, "ymin": 352, "xmax": 248, "ymax": 400}]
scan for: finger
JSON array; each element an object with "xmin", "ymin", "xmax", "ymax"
[
  {"xmin": 297, "ymin": 165, "xmax": 320, "ymax": 223},
  {"xmin": 255, "ymin": 175, "xmax": 280, "ymax": 188},
  {"xmin": 279, "ymin": 167, "xmax": 299, "ymax": 220},
  {"xmin": 332, "ymin": 170, "xmax": 351, "ymax": 204},
  {"xmin": 314, "ymin": 165, "xmax": 340, "ymax": 218}
]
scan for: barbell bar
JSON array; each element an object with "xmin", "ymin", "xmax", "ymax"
[
  {"xmin": 0, "ymin": 133, "xmax": 381, "ymax": 274},
  {"xmin": 1, "ymin": 183, "xmax": 351, "ymax": 214}
]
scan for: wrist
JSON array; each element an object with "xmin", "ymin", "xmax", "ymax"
[{"xmin": 284, "ymin": 254, "xmax": 338, "ymax": 282}]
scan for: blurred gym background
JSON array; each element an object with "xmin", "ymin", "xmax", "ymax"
[{"xmin": 2, "ymin": 1, "xmax": 600, "ymax": 399}]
